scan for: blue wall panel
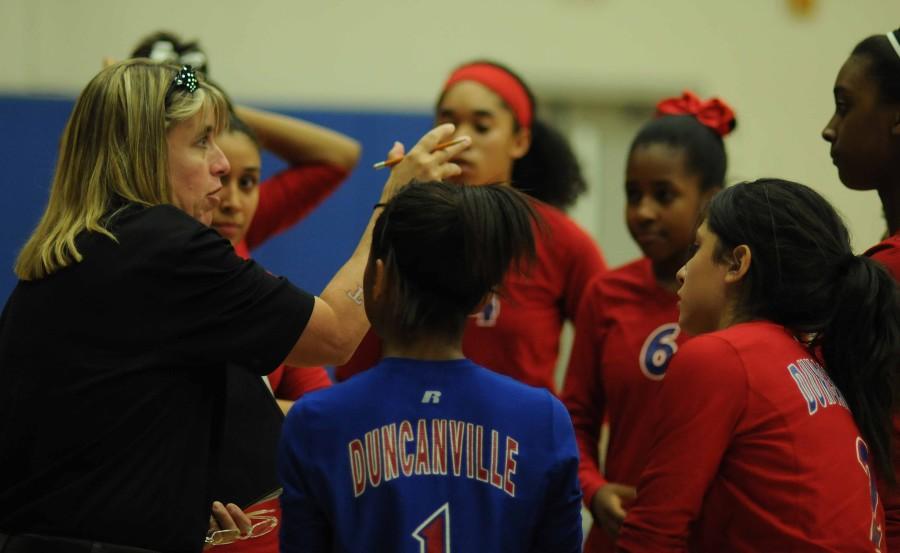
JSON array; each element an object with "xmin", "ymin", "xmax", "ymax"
[{"xmin": 0, "ymin": 95, "xmax": 433, "ymax": 300}]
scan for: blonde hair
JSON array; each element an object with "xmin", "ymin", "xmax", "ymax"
[{"xmin": 15, "ymin": 59, "xmax": 228, "ymax": 280}]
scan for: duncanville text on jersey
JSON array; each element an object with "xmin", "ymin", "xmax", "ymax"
[{"xmin": 348, "ymin": 419, "xmax": 519, "ymax": 498}]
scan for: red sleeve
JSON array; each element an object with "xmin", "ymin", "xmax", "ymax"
[
  {"xmin": 334, "ymin": 328, "xmax": 383, "ymax": 382},
  {"xmin": 616, "ymin": 335, "xmax": 748, "ymax": 553},
  {"xmin": 275, "ymin": 366, "xmax": 332, "ymax": 400},
  {"xmin": 549, "ymin": 208, "xmax": 607, "ymax": 320},
  {"xmin": 868, "ymin": 243, "xmax": 900, "ymax": 280},
  {"xmin": 267, "ymin": 365, "xmax": 285, "ymax": 391},
  {"xmin": 868, "ymin": 237, "xmax": 900, "ymax": 550},
  {"xmin": 561, "ymin": 276, "xmax": 609, "ymax": 508},
  {"xmin": 244, "ymin": 163, "xmax": 348, "ymax": 251}
]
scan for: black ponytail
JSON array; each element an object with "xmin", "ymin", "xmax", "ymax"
[
  {"xmin": 822, "ymin": 255, "xmax": 900, "ymax": 484},
  {"xmin": 371, "ymin": 182, "xmax": 538, "ymax": 341},
  {"xmin": 705, "ymin": 179, "xmax": 900, "ymax": 483}
]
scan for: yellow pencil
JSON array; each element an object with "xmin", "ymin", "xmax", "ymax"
[{"xmin": 372, "ymin": 137, "xmax": 469, "ymax": 169}]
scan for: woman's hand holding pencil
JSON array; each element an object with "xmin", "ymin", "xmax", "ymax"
[
  {"xmin": 373, "ymin": 136, "xmax": 470, "ymax": 169},
  {"xmin": 378, "ymin": 124, "xmax": 471, "ymax": 202}
]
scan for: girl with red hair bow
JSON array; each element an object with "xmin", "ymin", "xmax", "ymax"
[
  {"xmin": 336, "ymin": 61, "xmax": 607, "ymax": 393},
  {"xmin": 561, "ymin": 91, "xmax": 736, "ymax": 553}
]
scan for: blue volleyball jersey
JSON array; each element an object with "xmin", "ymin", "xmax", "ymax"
[{"xmin": 278, "ymin": 357, "xmax": 582, "ymax": 552}]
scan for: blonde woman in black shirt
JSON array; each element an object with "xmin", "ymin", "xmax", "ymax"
[{"xmin": 0, "ymin": 59, "xmax": 468, "ymax": 553}]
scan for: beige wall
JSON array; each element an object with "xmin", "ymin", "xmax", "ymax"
[{"xmin": 2, "ymin": 0, "xmax": 898, "ymax": 251}]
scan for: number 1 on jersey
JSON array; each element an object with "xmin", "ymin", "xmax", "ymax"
[{"xmin": 412, "ymin": 503, "xmax": 451, "ymax": 553}]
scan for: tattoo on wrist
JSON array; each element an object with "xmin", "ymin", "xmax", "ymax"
[{"xmin": 346, "ymin": 286, "xmax": 364, "ymax": 305}]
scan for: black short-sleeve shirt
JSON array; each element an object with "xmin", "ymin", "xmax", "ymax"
[{"xmin": 0, "ymin": 205, "xmax": 314, "ymax": 552}]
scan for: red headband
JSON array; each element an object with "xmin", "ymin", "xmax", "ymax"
[
  {"xmin": 443, "ymin": 63, "xmax": 533, "ymax": 129},
  {"xmin": 656, "ymin": 90, "xmax": 736, "ymax": 137}
]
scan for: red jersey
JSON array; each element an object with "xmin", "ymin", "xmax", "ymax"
[
  {"xmin": 336, "ymin": 200, "xmax": 607, "ymax": 390},
  {"xmin": 866, "ymin": 232, "xmax": 900, "ymax": 552},
  {"xmin": 267, "ymin": 365, "xmax": 330, "ymax": 400},
  {"xmin": 236, "ymin": 163, "xmax": 346, "ymax": 401},
  {"xmin": 562, "ymin": 258, "xmax": 687, "ymax": 553},
  {"xmin": 244, "ymin": 163, "xmax": 347, "ymax": 252},
  {"xmin": 867, "ymin": 234, "xmax": 900, "ymax": 280},
  {"xmin": 617, "ymin": 321, "xmax": 886, "ymax": 553}
]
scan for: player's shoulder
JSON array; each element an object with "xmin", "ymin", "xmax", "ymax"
[
  {"xmin": 581, "ymin": 258, "xmax": 658, "ymax": 309},
  {"xmin": 284, "ymin": 367, "xmax": 382, "ymax": 428},
  {"xmin": 670, "ymin": 326, "xmax": 747, "ymax": 374},
  {"xmin": 864, "ymin": 234, "xmax": 900, "ymax": 280},
  {"xmin": 712, "ymin": 320, "xmax": 799, "ymax": 353},
  {"xmin": 471, "ymin": 363, "xmax": 561, "ymax": 411},
  {"xmin": 595, "ymin": 258, "xmax": 654, "ymax": 292},
  {"xmin": 674, "ymin": 322, "xmax": 795, "ymax": 373},
  {"xmin": 864, "ymin": 233, "xmax": 900, "ymax": 256}
]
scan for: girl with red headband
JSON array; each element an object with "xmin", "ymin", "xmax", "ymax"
[
  {"xmin": 822, "ymin": 27, "xmax": 900, "ymax": 550},
  {"xmin": 337, "ymin": 60, "xmax": 607, "ymax": 392},
  {"xmin": 562, "ymin": 91, "xmax": 735, "ymax": 553}
]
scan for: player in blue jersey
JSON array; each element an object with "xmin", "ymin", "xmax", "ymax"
[{"xmin": 277, "ymin": 181, "xmax": 583, "ymax": 552}]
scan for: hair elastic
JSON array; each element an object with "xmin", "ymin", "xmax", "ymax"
[
  {"xmin": 886, "ymin": 30, "xmax": 900, "ymax": 60},
  {"xmin": 149, "ymin": 40, "xmax": 177, "ymax": 64},
  {"xmin": 171, "ymin": 65, "xmax": 198, "ymax": 94},
  {"xmin": 164, "ymin": 65, "xmax": 198, "ymax": 109}
]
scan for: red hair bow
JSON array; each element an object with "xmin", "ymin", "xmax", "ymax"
[{"xmin": 656, "ymin": 90, "xmax": 736, "ymax": 137}]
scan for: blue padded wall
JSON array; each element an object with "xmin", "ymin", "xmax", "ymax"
[{"xmin": 0, "ymin": 95, "xmax": 433, "ymax": 300}]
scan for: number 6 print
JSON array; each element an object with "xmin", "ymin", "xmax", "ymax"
[
  {"xmin": 412, "ymin": 503, "xmax": 450, "ymax": 553},
  {"xmin": 639, "ymin": 323, "xmax": 680, "ymax": 380}
]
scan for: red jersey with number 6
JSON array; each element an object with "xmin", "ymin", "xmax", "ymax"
[
  {"xmin": 562, "ymin": 258, "xmax": 687, "ymax": 553},
  {"xmin": 617, "ymin": 321, "xmax": 886, "ymax": 553}
]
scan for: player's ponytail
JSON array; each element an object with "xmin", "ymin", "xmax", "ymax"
[
  {"xmin": 705, "ymin": 179, "xmax": 900, "ymax": 483},
  {"xmin": 370, "ymin": 182, "xmax": 538, "ymax": 341},
  {"xmin": 820, "ymin": 255, "xmax": 900, "ymax": 484}
]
